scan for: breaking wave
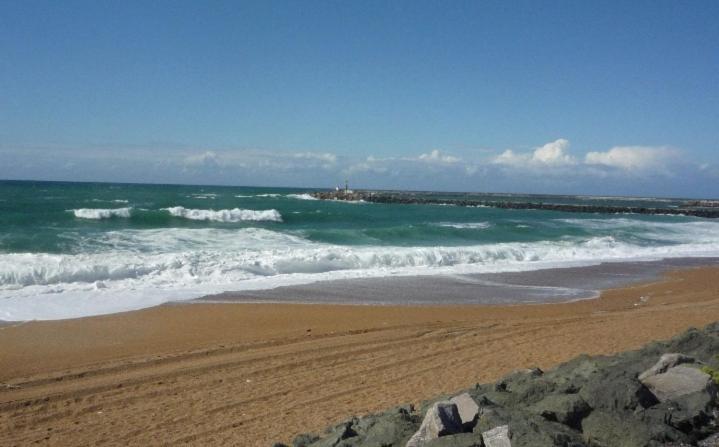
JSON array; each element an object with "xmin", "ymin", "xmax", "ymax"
[
  {"xmin": 436, "ymin": 222, "xmax": 491, "ymax": 229},
  {"xmin": 71, "ymin": 208, "xmax": 132, "ymax": 219},
  {"xmin": 3, "ymin": 225, "xmax": 719, "ymax": 320},
  {"xmin": 287, "ymin": 193, "xmax": 318, "ymax": 200},
  {"xmin": 163, "ymin": 206, "xmax": 283, "ymax": 222}
]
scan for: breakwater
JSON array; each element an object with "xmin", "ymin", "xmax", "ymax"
[{"xmin": 311, "ymin": 191, "xmax": 719, "ymax": 218}]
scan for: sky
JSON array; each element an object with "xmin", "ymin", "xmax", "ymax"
[{"xmin": 1, "ymin": 0, "xmax": 718, "ymax": 197}]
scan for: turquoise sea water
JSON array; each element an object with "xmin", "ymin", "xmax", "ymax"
[{"xmin": 2, "ymin": 180, "xmax": 719, "ymax": 320}]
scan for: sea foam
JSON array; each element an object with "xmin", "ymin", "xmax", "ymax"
[
  {"xmin": 164, "ymin": 206, "xmax": 283, "ymax": 222},
  {"xmin": 71, "ymin": 208, "xmax": 132, "ymax": 219},
  {"xmin": 3, "ymin": 222, "xmax": 719, "ymax": 320},
  {"xmin": 436, "ymin": 222, "xmax": 491, "ymax": 229},
  {"xmin": 287, "ymin": 193, "xmax": 318, "ymax": 200}
]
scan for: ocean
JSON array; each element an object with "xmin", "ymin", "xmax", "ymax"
[{"xmin": 2, "ymin": 180, "xmax": 719, "ymax": 321}]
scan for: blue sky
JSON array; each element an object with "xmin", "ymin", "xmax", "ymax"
[{"xmin": 1, "ymin": 0, "xmax": 718, "ymax": 197}]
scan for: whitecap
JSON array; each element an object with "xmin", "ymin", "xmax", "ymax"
[
  {"xmin": 70, "ymin": 208, "xmax": 132, "ymax": 219},
  {"xmin": 163, "ymin": 206, "xmax": 283, "ymax": 222},
  {"xmin": 286, "ymin": 193, "xmax": 318, "ymax": 200},
  {"xmin": 436, "ymin": 222, "xmax": 491, "ymax": 230}
]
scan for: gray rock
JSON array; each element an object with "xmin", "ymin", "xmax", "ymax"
[
  {"xmin": 639, "ymin": 353, "xmax": 696, "ymax": 381},
  {"xmin": 482, "ymin": 425, "xmax": 511, "ymax": 447},
  {"xmin": 582, "ymin": 410, "xmax": 653, "ymax": 447},
  {"xmin": 528, "ymin": 394, "xmax": 591, "ymax": 429},
  {"xmin": 579, "ymin": 371, "xmax": 658, "ymax": 411},
  {"xmin": 475, "ymin": 406, "xmax": 584, "ymax": 447},
  {"xmin": 699, "ymin": 432, "xmax": 719, "ymax": 446},
  {"xmin": 406, "ymin": 402, "xmax": 463, "ymax": 447},
  {"xmin": 292, "ymin": 433, "xmax": 320, "ymax": 447},
  {"xmin": 450, "ymin": 393, "xmax": 480, "ymax": 429},
  {"xmin": 641, "ymin": 365, "xmax": 716, "ymax": 402},
  {"xmin": 311, "ymin": 420, "xmax": 357, "ymax": 447},
  {"xmin": 351, "ymin": 407, "xmax": 418, "ymax": 446},
  {"xmin": 423, "ymin": 433, "xmax": 484, "ymax": 447}
]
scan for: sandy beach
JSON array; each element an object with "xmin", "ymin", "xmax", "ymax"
[{"xmin": 1, "ymin": 266, "xmax": 719, "ymax": 446}]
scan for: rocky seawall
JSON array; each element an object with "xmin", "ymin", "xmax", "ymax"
[
  {"xmin": 276, "ymin": 323, "xmax": 719, "ymax": 447},
  {"xmin": 310, "ymin": 191, "xmax": 719, "ymax": 219}
]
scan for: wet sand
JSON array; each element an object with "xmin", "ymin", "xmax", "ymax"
[{"xmin": 2, "ymin": 266, "xmax": 719, "ymax": 446}]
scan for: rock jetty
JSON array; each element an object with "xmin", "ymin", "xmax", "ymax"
[
  {"xmin": 310, "ymin": 191, "xmax": 719, "ymax": 219},
  {"xmin": 275, "ymin": 322, "xmax": 719, "ymax": 446}
]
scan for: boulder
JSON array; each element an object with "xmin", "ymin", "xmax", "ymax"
[
  {"xmin": 528, "ymin": 394, "xmax": 591, "ymax": 429},
  {"xmin": 406, "ymin": 402, "xmax": 463, "ymax": 447},
  {"xmin": 450, "ymin": 393, "xmax": 480, "ymax": 429},
  {"xmin": 423, "ymin": 433, "xmax": 484, "ymax": 447},
  {"xmin": 581, "ymin": 410, "xmax": 653, "ymax": 447},
  {"xmin": 475, "ymin": 406, "xmax": 584, "ymax": 447},
  {"xmin": 641, "ymin": 391, "xmax": 716, "ymax": 438},
  {"xmin": 482, "ymin": 425, "xmax": 511, "ymax": 447},
  {"xmin": 292, "ymin": 433, "xmax": 320, "ymax": 447},
  {"xmin": 641, "ymin": 365, "xmax": 716, "ymax": 402},
  {"xmin": 579, "ymin": 372, "xmax": 658, "ymax": 411},
  {"xmin": 699, "ymin": 432, "xmax": 719, "ymax": 446},
  {"xmin": 351, "ymin": 406, "xmax": 418, "ymax": 446},
  {"xmin": 638, "ymin": 353, "xmax": 695, "ymax": 381},
  {"xmin": 310, "ymin": 420, "xmax": 356, "ymax": 447}
]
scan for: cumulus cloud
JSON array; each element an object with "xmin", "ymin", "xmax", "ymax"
[
  {"xmin": 532, "ymin": 139, "xmax": 574, "ymax": 165},
  {"xmin": 492, "ymin": 139, "xmax": 575, "ymax": 167},
  {"xmin": 584, "ymin": 146, "xmax": 674, "ymax": 171}
]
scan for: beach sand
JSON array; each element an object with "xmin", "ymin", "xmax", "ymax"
[{"xmin": 1, "ymin": 266, "xmax": 719, "ymax": 446}]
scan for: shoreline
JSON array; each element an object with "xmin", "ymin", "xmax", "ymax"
[
  {"xmin": 1, "ymin": 265, "xmax": 719, "ymax": 445},
  {"xmin": 199, "ymin": 256, "xmax": 719, "ymax": 307},
  {"xmin": 3, "ymin": 256, "xmax": 718, "ymax": 325}
]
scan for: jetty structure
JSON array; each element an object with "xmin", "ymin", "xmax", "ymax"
[{"xmin": 310, "ymin": 190, "xmax": 719, "ymax": 218}]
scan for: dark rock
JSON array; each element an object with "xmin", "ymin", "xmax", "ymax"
[
  {"xmin": 311, "ymin": 420, "xmax": 357, "ymax": 447},
  {"xmin": 579, "ymin": 371, "xmax": 658, "ymax": 411},
  {"xmin": 581, "ymin": 410, "xmax": 654, "ymax": 447},
  {"xmin": 528, "ymin": 394, "xmax": 591, "ymax": 429},
  {"xmin": 423, "ymin": 433, "xmax": 484, "ymax": 447},
  {"xmin": 642, "ymin": 390, "xmax": 717, "ymax": 438},
  {"xmin": 293, "ymin": 433, "xmax": 320, "ymax": 447},
  {"xmin": 699, "ymin": 432, "xmax": 719, "ymax": 446},
  {"xmin": 352, "ymin": 409, "xmax": 418, "ymax": 446},
  {"xmin": 475, "ymin": 407, "xmax": 584, "ymax": 447}
]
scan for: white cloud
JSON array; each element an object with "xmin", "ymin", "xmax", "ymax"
[
  {"xmin": 492, "ymin": 139, "xmax": 575, "ymax": 167},
  {"xmin": 418, "ymin": 149, "xmax": 461, "ymax": 164},
  {"xmin": 532, "ymin": 139, "xmax": 574, "ymax": 165},
  {"xmin": 293, "ymin": 152, "xmax": 337, "ymax": 164},
  {"xmin": 344, "ymin": 161, "xmax": 389, "ymax": 175},
  {"xmin": 184, "ymin": 150, "xmax": 221, "ymax": 168},
  {"xmin": 492, "ymin": 149, "xmax": 528, "ymax": 166},
  {"xmin": 584, "ymin": 146, "xmax": 673, "ymax": 171}
]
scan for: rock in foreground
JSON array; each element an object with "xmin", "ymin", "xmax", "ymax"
[{"xmin": 279, "ymin": 322, "xmax": 719, "ymax": 447}]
